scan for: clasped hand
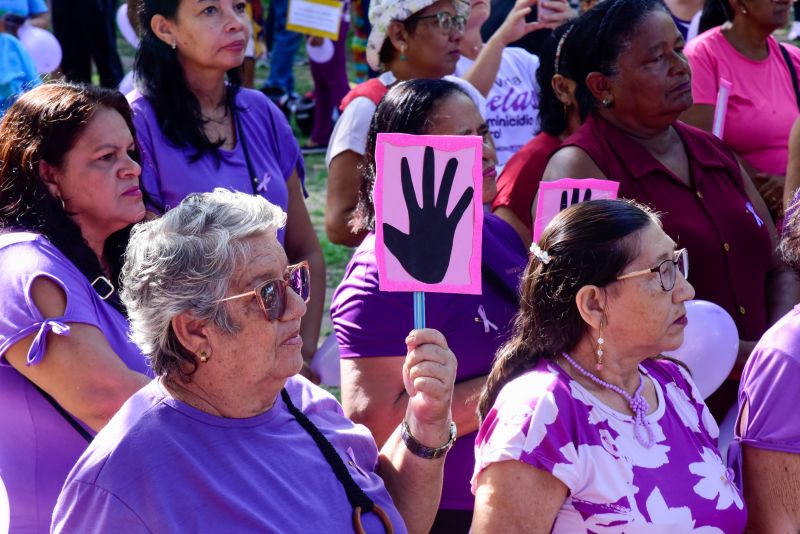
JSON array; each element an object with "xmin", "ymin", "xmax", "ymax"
[{"xmin": 402, "ymin": 328, "xmax": 457, "ymax": 447}]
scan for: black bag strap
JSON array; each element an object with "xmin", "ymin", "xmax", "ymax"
[
  {"xmin": 280, "ymin": 388, "xmax": 375, "ymax": 512},
  {"xmin": 232, "ymin": 104, "xmax": 261, "ymax": 195},
  {"xmin": 32, "ymin": 381, "xmax": 93, "ymax": 443},
  {"xmin": 779, "ymin": 44, "xmax": 800, "ymax": 112}
]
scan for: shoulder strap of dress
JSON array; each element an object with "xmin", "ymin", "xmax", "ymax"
[{"xmin": 339, "ymin": 78, "xmax": 390, "ymax": 112}]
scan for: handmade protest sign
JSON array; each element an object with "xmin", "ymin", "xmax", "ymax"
[
  {"xmin": 286, "ymin": 0, "xmax": 344, "ymax": 40},
  {"xmin": 374, "ymin": 133, "xmax": 483, "ymax": 302},
  {"xmin": 533, "ymin": 179, "xmax": 620, "ymax": 242}
]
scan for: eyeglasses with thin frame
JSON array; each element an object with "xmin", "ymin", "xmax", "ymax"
[
  {"xmin": 616, "ymin": 248, "xmax": 689, "ymax": 292},
  {"xmin": 217, "ymin": 261, "xmax": 310, "ymax": 321},
  {"xmin": 411, "ymin": 11, "xmax": 467, "ymax": 35}
]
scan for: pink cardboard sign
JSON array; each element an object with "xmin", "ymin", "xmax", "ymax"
[
  {"xmin": 374, "ymin": 133, "xmax": 483, "ymax": 294},
  {"xmin": 532, "ymin": 179, "xmax": 620, "ymax": 242}
]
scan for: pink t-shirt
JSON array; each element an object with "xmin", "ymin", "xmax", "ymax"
[{"xmin": 685, "ymin": 27, "xmax": 800, "ymax": 176}]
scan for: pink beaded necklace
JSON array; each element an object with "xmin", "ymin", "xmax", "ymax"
[{"xmin": 562, "ymin": 352, "xmax": 655, "ymax": 448}]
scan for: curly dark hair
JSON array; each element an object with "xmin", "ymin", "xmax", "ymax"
[
  {"xmin": 135, "ymin": 0, "xmax": 243, "ymax": 164},
  {"xmin": 0, "ymin": 82, "xmax": 141, "ymax": 313}
]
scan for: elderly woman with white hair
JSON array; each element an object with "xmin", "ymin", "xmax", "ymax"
[{"xmin": 51, "ymin": 189, "xmax": 458, "ymax": 533}]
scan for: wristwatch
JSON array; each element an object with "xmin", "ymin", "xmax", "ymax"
[{"xmin": 400, "ymin": 420, "xmax": 457, "ymax": 459}]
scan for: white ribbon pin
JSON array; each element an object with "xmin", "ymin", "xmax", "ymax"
[{"xmin": 477, "ymin": 305, "xmax": 498, "ymax": 333}]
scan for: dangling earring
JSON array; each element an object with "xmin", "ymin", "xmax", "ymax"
[
  {"xmin": 595, "ymin": 335, "xmax": 605, "ymax": 371},
  {"xmin": 399, "ymin": 45, "xmax": 407, "ymax": 61},
  {"xmin": 171, "ymin": 40, "xmax": 177, "ymax": 50},
  {"xmin": 199, "ymin": 351, "xmax": 209, "ymax": 363}
]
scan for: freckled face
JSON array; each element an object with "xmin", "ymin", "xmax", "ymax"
[{"xmin": 604, "ymin": 223, "xmax": 695, "ymax": 357}]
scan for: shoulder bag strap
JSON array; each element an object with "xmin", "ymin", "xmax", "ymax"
[
  {"xmin": 779, "ymin": 44, "xmax": 800, "ymax": 111},
  {"xmin": 232, "ymin": 103, "xmax": 261, "ymax": 194},
  {"xmin": 280, "ymin": 388, "xmax": 393, "ymax": 534}
]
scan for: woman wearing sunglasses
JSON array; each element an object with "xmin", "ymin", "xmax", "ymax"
[
  {"xmin": 325, "ymin": 0, "xmax": 488, "ymax": 246},
  {"xmin": 52, "ymin": 189, "xmax": 458, "ymax": 533},
  {"xmin": 471, "ymin": 199, "xmax": 746, "ymax": 533}
]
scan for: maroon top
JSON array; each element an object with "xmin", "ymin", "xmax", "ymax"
[
  {"xmin": 559, "ymin": 114, "xmax": 771, "ymax": 341},
  {"xmin": 492, "ymin": 131, "xmax": 562, "ymax": 232}
]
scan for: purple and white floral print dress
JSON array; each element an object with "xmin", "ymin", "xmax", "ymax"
[{"xmin": 473, "ymin": 358, "xmax": 746, "ymax": 533}]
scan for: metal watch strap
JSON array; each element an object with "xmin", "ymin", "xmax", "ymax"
[{"xmin": 400, "ymin": 421, "xmax": 457, "ymax": 459}]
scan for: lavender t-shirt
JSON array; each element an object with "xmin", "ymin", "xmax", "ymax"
[
  {"xmin": 474, "ymin": 358, "xmax": 747, "ymax": 532},
  {"xmin": 331, "ymin": 213, "xmax": 527, "ymax": 510},
  {"xmin": 729, "ymin": 305, "xmax": 800, "ymax": 486},
  {"xmin": 0, "ymin": 233, "xmax": 150, "ymax": 534},
  {"xmin": 52, "ymin": 376, "xmax": 406, "ymax": 533},
  {"xmin": 129, "ymin": 88, "xmax": 305, "ymax": 244}
]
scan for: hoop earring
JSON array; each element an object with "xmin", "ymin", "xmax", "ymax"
[
  {"xmin": 595, "ymin": 335, "xmax": 605, "ymax": 371},
  {"xmin": 199, "ymin": 351, "xmax": 209, "ymax": 363}
]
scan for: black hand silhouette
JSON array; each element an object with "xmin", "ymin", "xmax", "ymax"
[
  {"xmin": 383, "ymin": 146, "xmax": 474, "ymax": 284},
  {"xmin": 559, "ymin": 188, "xmax": 592, "ymax": 211}
]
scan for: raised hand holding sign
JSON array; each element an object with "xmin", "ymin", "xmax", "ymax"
[{"xmin": 375, "ymin": 133, "xmax": 483, "ymax": 299}]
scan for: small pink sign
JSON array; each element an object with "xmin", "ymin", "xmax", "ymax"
[
  {"xmin": 374, "ymin": 133, "xmax": 483, "ymax": 294},
  {"xmin": 533, "ymin": 179, "xmax": 620, "ymax": 242}
]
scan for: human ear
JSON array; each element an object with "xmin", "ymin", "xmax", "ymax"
[
  {"xmin": 171, "ymin": 312, "xmax": 213, "ymax": 362},
  {"xmin": 38, "ymin": 160, "xmax": 62, "ymax": 199},
  {"xmin": 552, "ymin": 74, "xmax": 577, "ymax": 107},
  {"xmin": 585, "ymin": 71, "xmax": 613, "ymax": 106},
  {"xmin": 575, "ymin": 285, "xmax": 607, "ymax": 331},
  {"xmin": 150, "ymin": 14, "xmax": 177, "ymax": 48},
  {"xmin": 385, "ymin": 21, "xmax": 410, "ymax": 58}
]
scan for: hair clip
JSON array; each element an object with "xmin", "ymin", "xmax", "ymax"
[{"xmin": 530, "ymin": 243, "xmax": 552, "ymax": 264}]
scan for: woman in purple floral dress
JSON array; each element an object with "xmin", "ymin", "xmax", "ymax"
[{"xmin": 471, "ymin": 199, "xmax": 746, "ymax": 533}]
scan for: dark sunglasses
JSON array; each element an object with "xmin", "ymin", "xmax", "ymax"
[{"xmin": 217, "ymin": 261, "xmax": 310, "ymax": 321}]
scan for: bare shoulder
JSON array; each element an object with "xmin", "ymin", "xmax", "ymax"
[{"xmin": 542, "ymin": 146, "xmax": 607, "ymax": 182}]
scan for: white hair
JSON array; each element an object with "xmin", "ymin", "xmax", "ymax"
[{"xmin": 121, "ymin": 189, "xmax": 287, "ymax": 377}]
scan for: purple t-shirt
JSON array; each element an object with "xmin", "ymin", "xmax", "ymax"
[
  {"xmin": 128, "ymin": 88, "xmax": 305, "ymax": 244},
  {"xmin": 331, "ymin": 212, "xmax": 527, "ymax": 510},
  {"xmin": 474, "ymin": 358, "xmax": 747, "ymax": 532},
  {"xmin": 52, "ymin": 376, "xmax": 407, "ymax": 533},
  {"xmin": 729, "ymin": 305, "xmax": 800, "ymax": 487},
  {"xmin": 0, "ymin": 233, "xmax": 150, "ymax": 533}
]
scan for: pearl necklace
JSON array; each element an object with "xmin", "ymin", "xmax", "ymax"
[{"xmin": 562, "ymin": 352, "xmax": 655, "ymax": 448}]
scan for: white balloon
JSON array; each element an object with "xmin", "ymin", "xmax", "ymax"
[
  {"xmin": 17, "ymin": 24, "xmax": 62, "ymax": 74},
  {"xmin": 311, "ymin": 334, "xmax": 340, "ymax": 386},
  {"xmin": 306, "ymin": 38, "xmax": 334, "ymax": 64},
  {"xmin": 663, "ymin": 299, "xmax": 739, "ymax": 399},
  {"xmin": 116, "ymin": 4, "xmax": 139, "ymax": 49}
]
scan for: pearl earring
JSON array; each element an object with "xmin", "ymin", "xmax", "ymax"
[{"xmin": 595, "ymin": 336, "xmax": 605, "ymax": 371}]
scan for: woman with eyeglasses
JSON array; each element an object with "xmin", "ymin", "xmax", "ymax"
[
  {"xmin": 52, "ymin": 189, "xmax": 458, "ymax": 534},
  {"xmin": 130, "ymin": 0, "xmax": 325, "ymax": 380},
  {"xmin": 325, "ymin": 0, "xmax": 488, "ymax": 246},
  {"xmin": 540, "ymin": 0, "xmax": 796, "ymax": 419},
  {"xmin": 0, "ymin": 83, "xmax": 152, "ymax": 532},
  {"xmin": 471, "ymin": 199, "xmax": 746, "ymax": 533}
]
